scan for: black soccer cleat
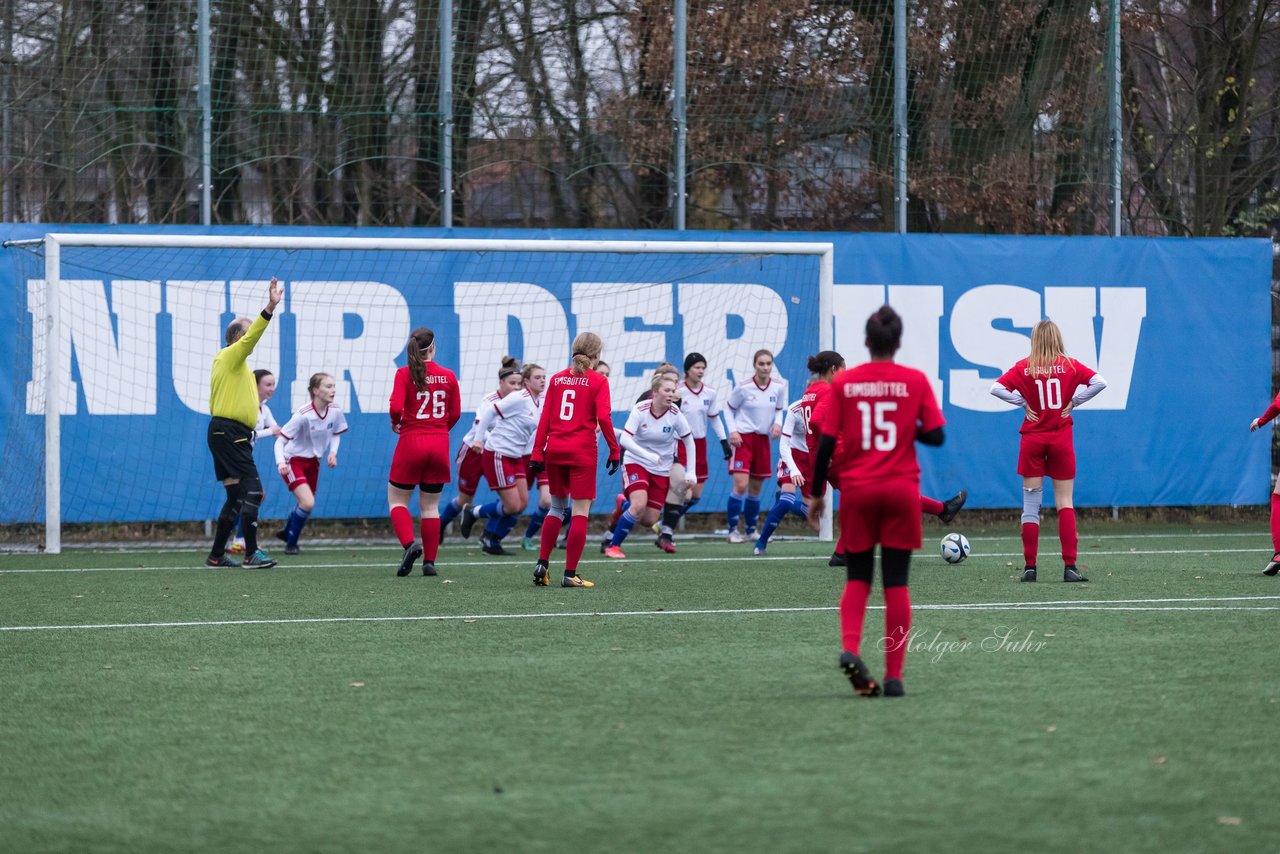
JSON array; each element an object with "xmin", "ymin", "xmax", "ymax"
[
  {"xmin": 242, "ymin": 550, "xmax": 277, "ymax": 569},
  {"xmin": 938, "ymin": 490, "xmax": 967, "ymax": 524},
  {"xmin": 599, "ymin": 537, "xmax": 611, "ymax": 554},
  {"xmin": 1063, "ymin": 565, "xmax": 1088, "ymax": 582},
  {"xmin": 882, "ymin": 678, "xmax": 905, "ymax": 697},
  {"xmin": 458, "ymin": 504, "xmax": 478, "ymax": 539},
  {"xmin": 421, "ymin": 560, "xmax": 438, "ymax": 577},
  {"xmin": 1264, "ymin": 553, "xmax": 1280, "ymax": 576},
  {"xmin": 1020, "ymin": 565, "xmax": 1037, "ymax": 582},
  {"xmin": 205, "ymin": 554, "xmax": 238, "ymax": 568},
  {"xmin": 284, "ymin": 543, "xmax": 300, "ymax": 556},
  {"xmin": 275, "ymin": 528, "xmax": 289, "ymax": 544},
  {"xmin": 481, "ymin": 539, "xmax": 511, "ymax": 556},
  {"xmin": 397, "ymin": 541, "xmax": 423, "ymax": 577},
  {"xmin": 828, "ymin": 551, "xmax": 847, "ymax": 567},
  {"xmin": 839, "ymin": 651, "xmax": 881, "ymax": 697},
  {"xmin": 533, "ymin": 559, "xmax": 550, "ymax": 587}
]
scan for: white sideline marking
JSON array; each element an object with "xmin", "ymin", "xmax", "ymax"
[
  {"xmin": 0, "ymin": 545, "xmax": 1275, "ymax": 574},
  {"xmin": 3, "ymin": 595, "xmax": 1280, "ymax": 633}
]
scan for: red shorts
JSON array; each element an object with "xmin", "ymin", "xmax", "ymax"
[
  {"xmin": 390, "ymin": 433, "xmax": 451, "ymax": 486},
  {"xmin": 777, "ymin": 448, "xmax": 813, "ymax": 500},
  {"xmin": 838, "ymin": 479, "xmax": 922, "ymax": 553},
  {"xmin": 483, "ymin": 449, "xmax": 528, "ymax": 491},
  {"xmin": 622, "ymin": 463, "xmax": 671, "ymax": 510},
  {"xmin": 676, "ymin": 437, "xmax": 709, "ymax": 483},
  {"xmin": 282, "ymin": 457, "xmax": 320, "ymax": 494},
  {"xmin": 730, "ymin": 432, "xmax": 772, "ymax": 478},
  {"xmin": 546, "ymin": 460, "xmax": 598, "ymax": 501},
  {"xmin": 1017, "ymin": 429, "xmax": 1076, "ymax": 480},
  {"xmin": 456, "ymin": 445, "xmax": 484, "ymax": 494}
]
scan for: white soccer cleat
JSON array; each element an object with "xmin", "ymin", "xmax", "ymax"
[{"xmin": 727, "ymin": 531, "xmax": 745, "ymax": 544}]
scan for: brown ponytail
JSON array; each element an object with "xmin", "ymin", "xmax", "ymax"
[
  {"xmin": 499, "ymin": 355, "xmax": 521, "ymax": 380},
  {"xmin": 570, "ymin": 332, "xmax": 603, "ymax": 375},
  {"xmin": 406, "ymin": 327, "xmax": 436, "ymax": 392}
]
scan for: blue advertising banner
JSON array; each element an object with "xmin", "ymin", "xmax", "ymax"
[{"xmin": 0, "ymin": 225, "xmax": 1271, "ymax": 524}]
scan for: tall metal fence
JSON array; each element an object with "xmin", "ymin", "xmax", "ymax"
[{"xmin": 2, "ymin": 1, "xmax": 1279, "ymax": 236}]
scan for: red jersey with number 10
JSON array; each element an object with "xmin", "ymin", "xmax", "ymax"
[
  {"xmin": 532, "ymin": 368, "xmax": 620, "ymax": 466},
  {"xmin": 822, "ymin": 361, "xmax": 944, "ymax": 488},
  {"xmin": 997, "ymin": 356, "xmax": 1096, "ymax": 435},
  {"xmin": 389, "ymin": 363, "xmax": 461, "ymax": 435}
]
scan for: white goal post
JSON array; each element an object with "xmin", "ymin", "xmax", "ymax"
[{"xmin": 31, "ymin": 233, "xmax": 835, "ymax": 553}]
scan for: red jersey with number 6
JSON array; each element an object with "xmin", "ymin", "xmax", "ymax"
[
  {"xmin": 389, "ymin": 363, "xmax": 461, "ymax": 435},
  {"xmin": 823, "ymin": 361, "xmax": 944, "ymax": 489},
  {"xmin": 532, "ymin": 368, "xmax": 620, "ymax": 467},
  {"xmin": 997, "ymin": 356, "xmax": 1096, "ymax": 435}
]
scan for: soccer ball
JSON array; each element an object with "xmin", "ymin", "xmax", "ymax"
[{"xmin": 940, "ymin": 532, "xmax": 970, "ymax": 564}]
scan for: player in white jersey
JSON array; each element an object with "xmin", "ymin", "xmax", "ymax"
[
  {"xmin": 753, "ymin": 352, "xmax": 844, "ymax": 555},
  {"xmin": 601, "ymin": 375, "xmax": 697, "ymax": 558},
  {"xmin": 230, "ymin": 369, "xmax": 283, "ymax": 554},
  {"xmin": 439, "ymin": 356, "xmax": 521, "ymax": 537},
  {"xmin": 273, "ymin": 372, "xmax": 349, "ymax": 555},
  {"xmin": 658, "ymin": 353, "xmax": 732, "ymax": 546},
  {"xmin": 513, "ymin": 365, "xmax": 554, "ymax": 550},
  {"xmin": 723, "ymin": 349, "xmax": 787, "ymax": 543},
  {"xmin": 460, "ymin": 363, "xmax": 544, "ymax": 555}
]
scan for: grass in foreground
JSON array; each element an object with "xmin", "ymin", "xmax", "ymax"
[{"xmin": 1, "ymin": 523, "xmax": 1278, "ymax": 853}]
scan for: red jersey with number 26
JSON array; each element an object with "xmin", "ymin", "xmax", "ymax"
[
  {"xmin": 389, "ymin": 363, "xmax": 461, "ymax": 435},
  {"xmin": 997, "ymin": 356, "xmax": 1096, "ymax": 435},
  {"xmin": 823, "ymin": 361, "xmax": 944, "ymax": 489},
  {"xmin": 532, "ymin": 368, "xmax": 621, "ymax": 467}
]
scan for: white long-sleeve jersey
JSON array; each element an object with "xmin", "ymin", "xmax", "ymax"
[
  {"xmin": 473, "ymin": 388, "xmax": 539, "ymax": 459},
  {"xmin": 618, "ymin": 401, "xmax": 696, "ymax": 477},
  {"xmin": 679, "ymin": 381, "xmax": 728, "ymax": 441},
  {"xmin": 275, "ymin": 402, "xmax": 348, "ymax": 464},
  {"xmin": 254, "ymin": 402, "xmax": 279, "ymax": 441},
  {"xmin": 461, "ymin": 388, "xmax": 502, "ymax": 445},
  {"xmin": 723, "ymin": 376, "xmax": 786, "ymax": 436}
]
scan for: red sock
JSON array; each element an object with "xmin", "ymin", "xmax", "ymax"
[
  {"xmin": 390, "ymin": 505, "xmax": 414, "ymax": 548},
  {"xmin": 539, "ymin": 514, "xmax": 562, "ymax": 561},
  {"xmin": 883, "ymin": 586, "xmax": 912, "ymax": 681},
  {"xmin": 920, "ymin": 495, "xmax": 943, "ymax": 516},
  {"xmin": 608, "ymin": 495, "xmax": 626, "ymax": 529},
  {"xmin": 839, "ymin": 580, "xmax": 871, "ymax": 655},
  {"xmin": 1021, "ymin": 521, "xmax": 1039, "ymax": 566},
  {"xmin": 421, "ymin": 517, "xmax": 441, "ymax": 562},
  {"xmin": 1270, "ymin": 494, "xmax": 1280, "ymax": 553},
  {"xmin": 1058, "ymin": 508, "xmax": 1078, "ymax": 565},
  {"xmin": 565, "ymin": 515, "xmax": 588, "ymax": 573}
]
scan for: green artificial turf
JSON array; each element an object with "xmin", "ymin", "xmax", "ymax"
[{"xmin": 1, "ymin": 523, "xmax": 1277, "ymax": 853}]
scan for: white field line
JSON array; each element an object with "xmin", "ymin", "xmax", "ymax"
[
  {"xmin": 3, "ymin": 596, "xmax": 1280, "ymax": 633},
  {"xmin": 0, "ymin": 545, "xmax": 1273, "ymax": 574},
  {"xmin": 0, "ymin": 529, "xmax": 1269, "ymax": 558}
]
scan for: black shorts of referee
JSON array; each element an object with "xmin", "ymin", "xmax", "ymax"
[{"xmin": 208, "ymin": 417, "xmax": 257, "ymax": 481}]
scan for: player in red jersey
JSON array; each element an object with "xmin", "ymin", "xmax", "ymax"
[
  {"xmin": 528, "ymin": 332, "xmax": 620, "ymax": 588},
  {"xmin": 388, "ymin": 327, "xmax": 461, "ymax": 577},
  {"xmin": 808, "ymin": 306, "xmax": 946, "ymax": 698},
  {"xmin": 1251, "ymin": 395, "xmax": 1280, "ymax": 575},
  {"xmin": 991, "ymin": 319, "xmax": 1107, "ymax": 583},
  {"xmin": 753, "ymin": 351, "xmax": 844, "ymax": 554}
]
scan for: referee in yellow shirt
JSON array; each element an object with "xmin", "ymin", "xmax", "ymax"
[{"xmin": 206, "ymin": 277, "xmax": 283, "ymax": 567}]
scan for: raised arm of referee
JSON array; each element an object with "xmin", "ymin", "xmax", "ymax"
[{"xmin": 205, "ymin": 277, "xmax": 283, "ymax": 568}]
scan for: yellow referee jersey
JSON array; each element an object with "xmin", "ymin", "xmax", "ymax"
[{"xmin": 209, "ymin": 313, "xmax": 271, "ymax": 428}]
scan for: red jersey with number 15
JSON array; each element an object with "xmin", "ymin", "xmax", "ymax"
[
  {"xmin": 532, "ymin": 368, "xmax": 621, "ymax": 467},
  {"xmin": 823, "ymin": 361, "xmax": 944, "ymax": 489},
  {"xmin": 389, "ymin": 363, "xmax": 461, "ymax": 435},
  {"xmin": 997, "ymin": 356, "xmax": 1096, "ymax": 435}
]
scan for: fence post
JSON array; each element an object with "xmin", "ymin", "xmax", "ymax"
[
  {"xmin": 673, "ymin": 0, "xmax": 687, "ymax": 230},
  {"xmin": 893, "ymin": 0, "xmax": 907, "ymax": 234},
  {"xmin": 440, "ymin": 0, "xmax": 454, "ymax": 228}
]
